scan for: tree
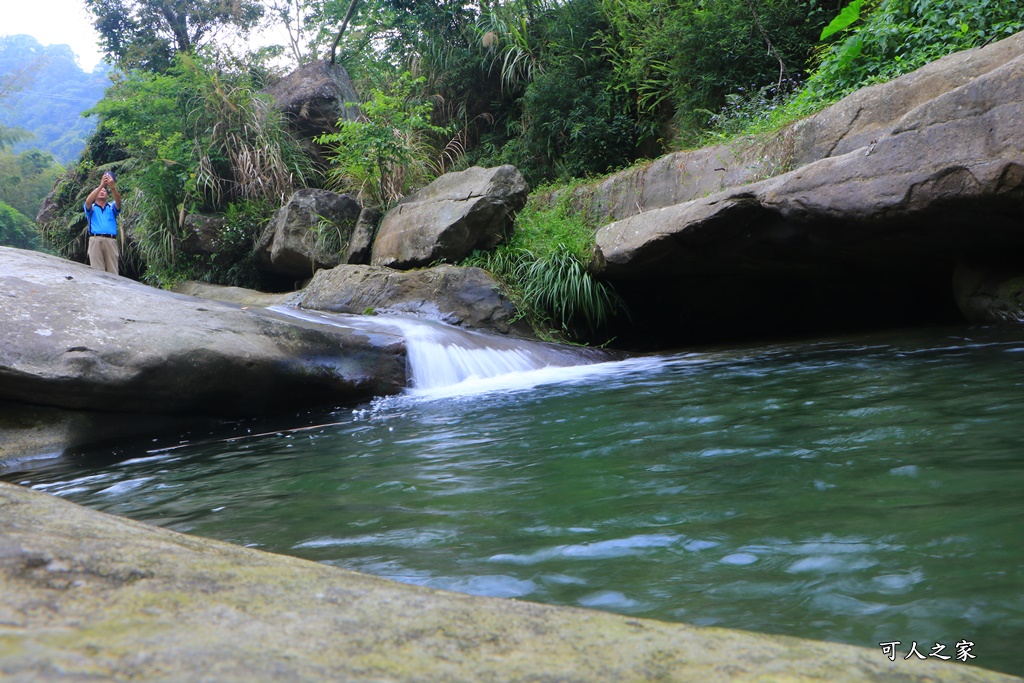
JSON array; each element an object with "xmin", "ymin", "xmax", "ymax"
[
  {"xmin": 0, "ymin": 199, "xmax": 40, "ymax": 249},
  {"xmin": 0, "ymin": 149, "xmax": 61, "ymax": 221},
  {"xmin": 85, "ymin": 0, "xmax": 265, "ymax": 71}
]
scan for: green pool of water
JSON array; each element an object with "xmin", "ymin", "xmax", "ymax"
[{"xmin": 7, "ymin": 324, "xmax": 1024, "ymax": 677}]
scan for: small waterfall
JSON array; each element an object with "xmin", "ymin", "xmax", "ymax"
[{"xmin": 268, "ymin": 307, "xmax": 612, "ymax": 391}]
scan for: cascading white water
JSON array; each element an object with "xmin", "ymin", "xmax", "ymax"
[{"xmin": 268, "ymin": 306, "xmax": 611, "ymax": 392}]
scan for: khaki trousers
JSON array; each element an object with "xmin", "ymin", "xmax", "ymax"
[{"xmin": 87, "ymin": 236, "xmax": 120, "ymax": 275}]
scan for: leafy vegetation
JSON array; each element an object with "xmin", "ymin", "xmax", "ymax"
[
  {"xmin": 801, "ymin": 0, "xmax": 1024, "ymax": 105},
  {"xmin": 40, "ymin": 54, "xmax": 307, "ymax": 287},
  {"xmin": 0, "ymin": 149, "xmax": 62, "ymax": 222},
  {"xmin": 465, "ymin": 185, "xmax": 625, "ymax": 342},
  {"xmin": 316, "ymin": 73, "xmax": 450, "ymax": 208},
  {"xmin": 597, "ymin": 0, "xmax": 829, "ymax": 148},
  {"xmin": 0, "ymin": 199, "xmax": 39, "ymax": 250}
]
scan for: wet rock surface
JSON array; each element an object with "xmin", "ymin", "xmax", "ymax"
[{"xmin": 297, "ymin": 263, "xmax": 531, "ymax": 335}]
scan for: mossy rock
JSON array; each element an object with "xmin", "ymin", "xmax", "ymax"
[{"xmin": 1, "ymin": 481, "xmax": 1017, "ymax": 682}]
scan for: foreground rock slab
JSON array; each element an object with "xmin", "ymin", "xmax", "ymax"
[
  {"xmin": 0, "ymin": 247, "xmax": 405, "ymax": 416},
  {"xmin": 0, "ymin": 482, "xmax": 1016, "ymax": 683}
]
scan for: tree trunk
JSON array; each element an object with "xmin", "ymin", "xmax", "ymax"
[{"xmin": 330, "ymin": 0, "xmax": 362, "ymax": 65}]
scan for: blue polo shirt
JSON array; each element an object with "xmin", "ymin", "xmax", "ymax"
[{"xmin": 84, "ymin": 201, "xmax": 119, "ymax": 236}]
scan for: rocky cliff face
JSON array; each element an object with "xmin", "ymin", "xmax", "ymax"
[{"xmin": 554, "ymin": 31, "xmax": 1024, "ymax": 347}]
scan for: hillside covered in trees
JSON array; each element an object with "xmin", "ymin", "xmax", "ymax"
[
  {"xmin": 26, "ymin": 0, "xmax": 1024, "ymax": 341},
  {"xmin": 0, "ymin": 34, "xmax": 111, "ymax": 164},
  {"xmin": 0, "ymin": 34, "xmax": 111, "ymax": 249}
]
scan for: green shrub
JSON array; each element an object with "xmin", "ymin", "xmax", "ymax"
[
  {"xmin": 464, "ymin": 185, "xmax": 626, "ymax": 342},
  {"xmin": 699, "ymin": 0, "xmax": 1024, "ymax": 146},
  {"xmin": 79, "ymin": 53, "xmax": 307, "ymax": 286},
  {"xmin": 601, "ymin": 0, "xmax": 830, "ymax": 147},
  {"xmin": 35, "ymin": 163, "xmax": 88, "ymax": 260},
  {"xmin": 496, "ymin": 0, "xmax": 647, "ymax": 184},
  {"xmin": 0, "ymin": 200, "xmax": 40, "ymax": 250},
  {"xmin": 802, "ymin": 0, "xmax": 1024, "ymax": 106},
  {"xmin": 316, "ymin": 73, "xmax": 449, "ymax": 209},
  {"xmin": 157, "ymin": 199, "xmax": 274, "ymax": 289}
]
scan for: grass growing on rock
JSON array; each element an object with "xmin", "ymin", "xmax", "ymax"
[{"xmin": 464, "ymin": 182, "xmax": 626, "ymax": 344}]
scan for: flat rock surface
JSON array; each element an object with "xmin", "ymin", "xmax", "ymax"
[
  {"xmin": 1, "ymin": 481, "xmax": 1018, "ymax": 683},
  {"xmin": 0, "ymin": 247, "xmax": 406, "ymax": 416}
]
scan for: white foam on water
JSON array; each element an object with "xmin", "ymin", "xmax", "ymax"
[{"xmin": 268, "ymin": 307, "xmax": 667, "ymax": 400}]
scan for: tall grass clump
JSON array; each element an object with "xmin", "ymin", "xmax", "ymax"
[{"xmin": 465, "ymin": 183, "xmax": 626, "ymax": 343}]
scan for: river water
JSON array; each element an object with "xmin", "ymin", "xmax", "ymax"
[{"xmin": 5, "ymin": 317, "xmax": 1024, "ymax": 677}]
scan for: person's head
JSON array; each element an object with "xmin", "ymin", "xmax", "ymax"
[{"xmin": 96, "ymin": 187, "xmax": 109, "ymax": 205}]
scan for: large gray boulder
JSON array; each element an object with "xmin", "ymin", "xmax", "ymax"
[
  {"xmin": 2, "ymin": 481, "xmax": 1016, "ymax": 683},
  {"xmin": 595, "ymin": 41, "xmax": 1024, "ymax": 275},
  {"xmin": 555, "ymin": 30, "xmax": 1024, "ymax": 226},
  {"xmin": 584, "ymin": 31, "xmax": 1024, "ymax": 344},
  {"xmin": 180, "ymin": 213, "xmax": 226, "ymax": 255},
  {"xmin": 255, "ymin": 188, "xmax": 363, "ymax": 279},
  {"xmin": 264, "ymin": 59, "xmax": 361, "ymax": 141},
  {"xmin": 372, "ymin": 165, "xmax": 529, "ymax": 269},
  {"xmin": 297, "ymin": 263, "xmax": 531, "ymax": 336},
  {"xmin": 344, "ymin": 205, "xmax": 381, "ymax": 265},
  {"xmin": 0, "ymin": 247, "xmax": 405, "ymax": 417}
]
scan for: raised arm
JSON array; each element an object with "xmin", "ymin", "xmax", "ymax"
[
  {"xmin": 84, "ymin": 181, "xmax": 104, "ymax": 210},
  {"xmin": 106, "ymin": 175, "xmax": 122, "ymax": 210}
]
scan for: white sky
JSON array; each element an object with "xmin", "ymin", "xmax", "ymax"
[{"xmin": 3, "ymin": 0, "xmax": 291, "ymax": 72}]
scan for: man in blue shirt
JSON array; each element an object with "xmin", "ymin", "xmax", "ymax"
[{"xmin": 84, "ymin": 172, "xmax": 122, "ymax": 274}]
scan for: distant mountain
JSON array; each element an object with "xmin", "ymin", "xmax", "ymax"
[{"xmin": 0, "ymin": 34, "xmax": 111, "ymax": 164}]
